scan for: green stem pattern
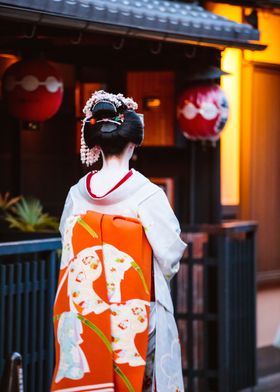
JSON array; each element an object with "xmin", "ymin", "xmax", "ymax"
[
  {"xmin": 130, "ymin": 261, "xmax": 149, "ymax": 295},
  {"xmin": 77, "ymin": 218, "xmax": 98, "ymax": 238},
  {"xmin": 78, "ymin": 315, "xmax": 135, "ymax": 392},
  {"xmin": 53, "ymin": 314, "xmax": 61, "ymax": 322},
  {"xmin": 113, "ymin": 363, "xmax": 135, "ymax": 392},
  {"xmin": 77, "ymin": 315, "xmax": 112, "ymax": 352}
]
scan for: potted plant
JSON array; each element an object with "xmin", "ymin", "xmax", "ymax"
[
  {"xmin": 0, "ymin": 192, "xmax": 21, "ymax": 233},
  {"xmin": 1, "ymin": 196, "xmax": 60, "ymax": 242}
]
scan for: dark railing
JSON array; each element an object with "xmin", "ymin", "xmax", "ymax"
[
  {"xmin": 173, "ymin": 221, "xmax": 257, "ymax": 392},
  {"xmin": 0, "ymin": 222, "xmax": 257, "ymax": 392},
  {"xmin": 0, "ymin": 239, "xmax": 61, "ymax": 392}
]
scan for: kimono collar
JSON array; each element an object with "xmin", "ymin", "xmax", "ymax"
[{"xmin": 77, "ymin": 168, "xmax": 150, "ymax": 205}]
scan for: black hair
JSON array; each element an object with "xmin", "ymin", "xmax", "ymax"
[{"xmin": 83, "ymin": 100, "xmax": 144, "ymax": 156}]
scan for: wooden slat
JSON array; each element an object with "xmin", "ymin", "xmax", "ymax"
[
  {"xmin": 15, "ymin": 262, "xmax": 22, "ymax": 351},
  {"xmin": 30, "ymin": 259, "xmax": 38, "ymax": 392},
  {"xmin": 7, "ymin": 264, "xmax": 14, "ymax": 356},
  {"xmin": 22, "ymin": 262, "xmax": 30, "ymax": 392},
  {"xmin": 38, "ymin": 258, "xmax": 46, "ymax": 391},
  {"xmin": 45, "ymin": 250, "xmax": 57, "ymax": 390},
  {"xmin": 0, "ymin": 264, "xmax": 6, "ymax": 375},
  {"xmin": 0, "ymin": 240, "xmax": 61, "ymax": 392}
]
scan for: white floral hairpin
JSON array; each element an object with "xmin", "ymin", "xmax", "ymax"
[{"xmin": 83, "ymin": 90, "xmax": 138, "ymax": 117}]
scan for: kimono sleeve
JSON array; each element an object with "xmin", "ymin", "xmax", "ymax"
[
  {"xmin": 59, "ymin": 189, "xmax": 74, "ymax": 240},
  {"xmin": 137, "ymin": 189, "xmax": 187, "ymax": 280}
]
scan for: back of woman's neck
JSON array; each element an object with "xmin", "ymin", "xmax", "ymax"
[
  {"xmin": 89, "ymin": 157, "xmax": 131, "ymax": 197},
  {"xmin": 100, "ymin": 156, "xmax": 130, "ymax": 174}
]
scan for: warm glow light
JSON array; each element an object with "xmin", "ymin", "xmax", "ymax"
[
  {"xmin": 0, "ymin": 53, "xmax": 19, "ymax": 71},
  {"xmin": 220, "ymin": 49, "xmax": 241, "ymax": 206},
  {"xmin": 207, "ymin": 3, "xmax": 280, "ymax": 65},
  {"xmin": 0, "ymin": 53, "xmax": 18, "ymax": 60},
  {"xmin": 244, "ymin": 10, "xmax": 280, "ymax": 65},
  {"xmin": 205, "ymin": 3, "xmax": 280, "ymax": 207},
  {"xmin": 205, "ymin": 3, "xmax": 242, "ymax": 206},
  {"xmin": 143, "ymin": 97, "xmax": 161, "ymax": 110},
  {"xmin": 0, "ymin": 54, "xmax": 20, "ymax": 99},
  {"xmin": 205, "ymin": 2, "xmax": 242, "ymax": 22}
]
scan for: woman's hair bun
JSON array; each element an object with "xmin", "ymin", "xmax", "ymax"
[
  {"xmin": 81, "ymin": 90, "xmax": 143, "ymax": 160},
  {"xmin": 91, "ymin": 100, "xmax": 118, "ymax": 120}
]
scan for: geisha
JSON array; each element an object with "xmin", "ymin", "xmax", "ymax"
[{"xmin": 51, "ymin": 90, "xmax": 187, "ymax": 392}]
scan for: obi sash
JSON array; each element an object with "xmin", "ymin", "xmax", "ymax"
[{"xmin": 51, "ymin": 211, "xmax": 152, "ymax": 392}]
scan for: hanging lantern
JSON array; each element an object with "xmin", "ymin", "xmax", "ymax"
[
  {"xmin": 2, "ymin": 59, "xmax": 63, "ymax": 122},
  {"xmin": 177, "ymin": 84, "xmax": 229, "ymax": 142}
]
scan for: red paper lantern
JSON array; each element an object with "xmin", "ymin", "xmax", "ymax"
[
  {"xmin": 2, "ymin": 59, "xmax": 63, "ymax": 122},
  {"xmin": 177, "ymin": 84, "xmax": 229, "ymax": 142}
]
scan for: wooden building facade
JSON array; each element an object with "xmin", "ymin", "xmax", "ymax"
[
  {"xmin": 0, "ymin": 1, "xmax": 265, "ymax": 391},
  {"xmin": 0, "ymin": 0, "xmax": 261, "ymax": 225}
]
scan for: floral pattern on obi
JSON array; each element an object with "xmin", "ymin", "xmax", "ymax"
[
  {"xmin": 103, "ymin": 244, "xmax": 134, "ymax": 302},
  {"xmin": 61, "ymin": 215, "xmax": 81, "ymax": 269},
  {"xmin": 68, "ymin": 246, "xmax": 109, "ymax": 315},
  {"xmin": 55, "ymin": 311, "xmax": 89, "ymax": 383},
  {"xmin": 110, "ymin": 299, "xmax": 149, "ymax": 367},
  {"xmin": 52, "ymin": 210, "xmax": 155, "ymax": 392}
]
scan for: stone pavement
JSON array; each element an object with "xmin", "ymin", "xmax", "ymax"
[{"xmin": 241, "ymin": 373, "xmax": 280, "ymax": 392}]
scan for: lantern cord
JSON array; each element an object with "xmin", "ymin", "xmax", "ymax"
[
  {"xmin": 23, "ymin": 23, "xmax": 37, "ymax": 39},
  {"xmin": 113, "ymin": 37, "xmax": 125, "ymax": 51},
  {"xmin": 185, "ymin": 46, "xmax": 197, "ymax": 59},
  {"xmin": 150, "ymin": 41, "xmax": 163, "ymax": 55},
  {"xmin": 71, "ymin": 31, "xmax": 83, "ymax": 45}
]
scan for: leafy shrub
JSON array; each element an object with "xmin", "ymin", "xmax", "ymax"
[
  {"xmin": 0, "ymin": 192, "xmax": 21, "ymax": 216},
  {"xmin": 5, "ymin": 197, "xmax": 59, "ymax": 233}
]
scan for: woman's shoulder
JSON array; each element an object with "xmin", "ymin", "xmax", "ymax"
[
  {"xmin": 130, "ymin": 170, "xmax": 164, "ymax": 203},
  {"xmin": 131, "ymin": 169, "xmax": 158, "ymax": 188},
  {"xmin": 64, "ymin": 173, "xmax": 88, "ymax": 201}
]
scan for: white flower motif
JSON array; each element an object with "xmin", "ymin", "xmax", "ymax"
[
  {"xmin": 55, "ymin": 312, "xmax": 89, "ymax": 383},
  {"xmin": 160, "ymin": 339, "xmax": 182, "ymax": 390},
  {"xmin": 60, "ymin": 215, "xmax": 81, "ymax": 269}
]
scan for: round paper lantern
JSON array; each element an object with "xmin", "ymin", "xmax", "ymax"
[
  {"xmin": 177, "ymin": 84, "xmax": 229, "ymax": 142},
  {"xmin": 2, "ymin": 59, "xmax": 63, "ymax": 122}
]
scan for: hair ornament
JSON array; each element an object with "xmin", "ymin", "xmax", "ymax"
[
  {"xmin": 96, "ymin": 113, "xmax": 125, "ymax": 126},
  {"xmin": 80, "ymin": 118, "xmax": 101, "ymax": 166},
  {"xmin": 81, "ymin": 90, "xmax": 138, "ymax": 166},
  {"xmin": 83, "ymin": 90, "xmax": 138, "ymax": 117}
]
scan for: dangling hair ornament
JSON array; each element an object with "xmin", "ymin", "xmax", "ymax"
[
  {"xmin": 80, "ymin": 118, "xmax": 101, "ymax": 166},
  {"xmin": 80, "ymin": 90, "xmax": 138, "ymax": 166}
]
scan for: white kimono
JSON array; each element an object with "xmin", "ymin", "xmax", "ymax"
[{"xmin": 59, "ymin": 169, "xmax": 187, "ymax": 392}]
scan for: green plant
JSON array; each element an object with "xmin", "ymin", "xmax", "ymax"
[
  {"xmin": 0, "ymin": 192, "xmax": 21, "ymax": 216},
  {"xmin": 5, "ymin": 197, "xmax": 59, "ymax": 233}
]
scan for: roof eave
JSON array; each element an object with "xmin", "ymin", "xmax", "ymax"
[{"xmin": 0, "ymin": 4, "xmax": 266, "ymax": 51}]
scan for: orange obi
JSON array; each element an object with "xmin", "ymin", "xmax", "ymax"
[{"xmin": 51, "ymin": 211, "xmax": 152, "ymax": 392}]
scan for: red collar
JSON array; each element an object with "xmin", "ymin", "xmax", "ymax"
[{"xmin": 86, "ymin": 169, "xmax": 133, "ymax": 199}]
